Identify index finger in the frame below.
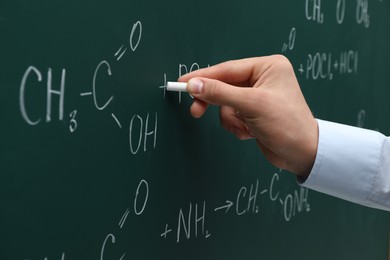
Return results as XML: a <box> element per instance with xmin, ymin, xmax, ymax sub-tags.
<box><xmin>178</xmin><ymin>56</ymin><xmax>273</xmax><ymax>86</ymax></box>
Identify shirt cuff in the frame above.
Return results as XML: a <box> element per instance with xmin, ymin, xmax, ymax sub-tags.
<box><xmin>300</xmin><ymin>119</ymin><xmax>386</xmax><ymax>209</ymax></box>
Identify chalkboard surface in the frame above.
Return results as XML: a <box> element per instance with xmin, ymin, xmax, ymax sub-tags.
<box><xmin>1</xmin><ymin>0</ymin><xmax>390</xmax><ymax>259</ymax></box>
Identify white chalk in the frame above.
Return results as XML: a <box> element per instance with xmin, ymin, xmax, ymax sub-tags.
<box><xmin>166</xmin><ymin>81</ymin><xmax>187</xmax><ymax>92</ymax></box>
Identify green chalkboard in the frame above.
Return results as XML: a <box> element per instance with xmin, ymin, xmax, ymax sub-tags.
<box><xmin>1</xmin><ymin>0</ymin><xmax>390</xmax><ymax>259</ymax></box>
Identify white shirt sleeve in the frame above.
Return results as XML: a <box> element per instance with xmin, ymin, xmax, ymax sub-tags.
<box><xmin>300</xmin><ymin>119</ymin><xmax>390</xmax><ymax>211</ymax></box>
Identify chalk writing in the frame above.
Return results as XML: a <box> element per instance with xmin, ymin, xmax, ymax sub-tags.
<box><xmin>236</xmin><ymin>179</ymin><xmax>260</xmax><ymax>215</ymax></box>
<box><xmin>299</xmin><ymin>50</ymin><xmax>359</xmax><ymax>80</ymax></box>
<box><xmin>20</xmin><ymin>67</ymin><xmax>66</xmax><ymax>125</ymax></box>
<box><xmin>99</xmin><ymin>179</ymin><xmax>149</xmax><ymax>260</ymax></box>
<box><xmin>178</xmin><ymin>63</ymin><xmax>200</xmax><ymax>103</ymax></box>
<box><xmin>160</xmin><ymin>171</ymin><xmax>310</xmax><ymax>244</ymax></box>
<box><xmin>129</xmin><ymin>21</ymin><xmax>142</xmax><ymax>51</ymax></box>
<box><xmin>356</xmin><ymin>0</ymin><xmax>370</xmax><ymax>28</ymax></box>
<box><xmin>20</xmin><ymin>66</ymin><xmax>42</xmax><ymax>126</ymax></box>
<box><xmin>114</xmin><ymin>45</ymin><xmax>127</xmax><ymax>61</ymax></box>
<box><xmin>69</xmin><ymin>110</ymin><xmax>78</xmax><ymax>133</ymax></box>
<box><xmin>357</xmin><ymin>109</ymin><xmax>366</xmax><ymax>128</ymax></box>
<box><xmin>176</xmin><ymin>202</ymin><xmax>209</xmax><ymax>243</ymax></box>
<box><xmin>111</xmin><ymin>113</ymin><xmax>123</xmax><ymax>129</ymax></box>
<box><xmin>92</xmin><ymin>60</ymin><xmax>113</xmax><ymax>111</ymax></box>
<box><xmin>129</xmin><ymin>112</ymin><xmax>158</xmax><ymax>154</ymax></box>
<box><xmin>80</xmin><ymin>20</ymin><xmax>143</xmax><ymax>129</ymax></box>
<box><xmin>282</xmin><ymin>27</ymin><xmax>296</xmax><ymax>53</ymax></box>
<box><xmin>214</xmin><ymin>200</ymin><xmax>233</xmax><ymax>213</ymax></box>
<box><xmin>14</xmin><ymin>0</ymin><xmax>383</xmax><ymax>257</ymax></box>
<box><xmin>336</xmin><ymin>0</ymin><xmax>346</xmax><ymax>24</ymax></box>
<box><xmin>305</xmin><ymin>0</ymin><xmax>324</xmax><ymax>24</ymax></box>
<box><xmin>134</xmin><ymin>179</ymin><xmax>149</xmax><ymax>215</ymax></box>
<box><xmin>118</xmin><ymin>208</ymin><xmax>131</xmax><ymax>229</ymax></box>
<box><xmin>303</xmin><ymin>0</ymin><xmax>372</xmax><ymax>27</ymax></box>
<box><xmin>18</xmin><ymin>20</ymin><xmax>155</xmax><ymax>150</ymax></box>
<box><xmin>160</xmin><ymin>63</ymin><xmax>209</xmax><ymax>103</ymax></box>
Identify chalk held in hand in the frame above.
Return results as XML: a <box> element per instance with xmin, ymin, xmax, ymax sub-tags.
<box><xmin>166</xmin><ymin>81</ymin><xmax>187</xmax><ymax>92</ymax></box>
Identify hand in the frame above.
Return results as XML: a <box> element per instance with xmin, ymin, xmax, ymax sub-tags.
<box><xmin>178</xmin><ymin>55</ymin><xmax>318</xmax><ymax>177</ymax></box>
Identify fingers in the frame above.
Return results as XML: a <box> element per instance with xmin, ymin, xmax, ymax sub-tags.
<box><xmin>220</xmin><ymin>106</ymin><xmax>254</xmax><ymax>140</ymax></box>
<box><xmin>189</xmin><ymin>100</ymin><xmax>254</xmax><ymax>140</ymax></box>
<box><xmin>186</xmin><ymin>78</ymin><xmax>253</xmax><ymax>112</ymax></box>
<box><xmin>190</xmin><ymin>99</ymin><xmax>208</xmax><ymax>118</ymax></box>
<box><xmin>178</xmin><ymin>57</ymin><xmax>268</xmax><ymax>86</ymax></box>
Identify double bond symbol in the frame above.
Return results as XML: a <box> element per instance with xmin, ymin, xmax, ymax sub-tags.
<box><xmin>114</xmin><ymin>45</ymin><xmax>127</xmax><ymax>61</ymax></box>
<box><xmin>113</xmin><ymin>20</ymin><xmax>143</xmax><ymax>61</ymax></box>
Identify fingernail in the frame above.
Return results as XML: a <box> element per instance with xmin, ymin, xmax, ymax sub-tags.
<box><xmin>187</xmin><ymin>78</ymin><xmax>203</xmax><ymax>94</ymax></box>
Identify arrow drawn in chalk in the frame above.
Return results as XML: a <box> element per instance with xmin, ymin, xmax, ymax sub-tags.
<box><xmin>214</xmin><ymin>200</ymin><xmax>234</xmax><ymax>213</ymax></box>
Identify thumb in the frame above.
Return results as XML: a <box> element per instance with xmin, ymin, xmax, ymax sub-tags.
<box><xmin>186</xmin><ymin>78</ymin><xmax>251</xmax><ymax>111</ymax></box>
